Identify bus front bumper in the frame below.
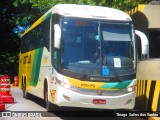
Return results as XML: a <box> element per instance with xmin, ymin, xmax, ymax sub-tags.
<box><xmin>55</xmin><ymin>85</ymin><xmax>135</xmax><ymax>109</ymax></box>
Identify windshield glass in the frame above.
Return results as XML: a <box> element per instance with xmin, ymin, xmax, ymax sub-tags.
<box><xmin>60</xmin><ymin>18</ymin><xmax>135</xmax><ymax>79</ymax></box>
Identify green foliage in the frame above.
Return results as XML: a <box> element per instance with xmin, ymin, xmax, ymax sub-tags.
<box><xmin>0</xmin><ymin>52</ymin><xmax>19</xmax><ymax>74</ymax></box>
<box><xmin>0</xmin><ymin>0</ymin><xmax>20</xmax><ymax>75</ymax></box>
<box><xmin>102</xmin><ymin>0</ymin><xmax>137</xmax><ymax>11</ymax></box>
<box><xmin>138</xmin><ymin>0</ymin><xmax>151</xmax><ymax>4</ymax></box>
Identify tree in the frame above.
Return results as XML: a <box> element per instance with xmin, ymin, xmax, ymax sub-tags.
<box><xmin>0</xmin><ymin>0</ymin><xmax>20</xmax><ymax>76</ymax></box>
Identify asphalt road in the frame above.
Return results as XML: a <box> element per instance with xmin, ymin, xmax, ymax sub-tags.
<box><xmin>0</xmin><ymin>86</ymin><xmax>148</xmax><ymax>120</ymax></box>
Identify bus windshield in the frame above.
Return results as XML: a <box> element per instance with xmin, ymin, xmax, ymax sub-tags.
<box><xmin>60</xmin><ymin>17</ymin><xmax>135</xmax><ymax>80</ymax></box>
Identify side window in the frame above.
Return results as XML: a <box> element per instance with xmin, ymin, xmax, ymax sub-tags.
<box><xmin>21</xmin><ymin>16</ymin><xmax>50</xmax><ymax>53</ymax></box>
<box><xmin>39</xmin><ymin>18</ymin><xmax>50</xmax><ymax>50</ymax></box>
<box><xmin>21</xmin><ymin>32</ymin><xmax>31</xmax><ymax>53</ymax></box>
<box><xmin>21</xmin><ymin>36</ymin><xmax>26</xmax><ymax>53</ymax></box>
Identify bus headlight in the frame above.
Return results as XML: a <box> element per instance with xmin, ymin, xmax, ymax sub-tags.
<box><xmin>56</xmin><ymin>78</ymin><xmax>78</xmax><ymax>91</ymax></box>
<box><xmin>125</xmin><ymin>85</ymin><xmax>136</xmax><ymax>92</ymax></box>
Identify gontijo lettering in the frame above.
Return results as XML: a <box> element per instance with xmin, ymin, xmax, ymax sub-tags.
<box><xmin>23</xmin><ymin>55</ymin><xmax>31</xmax><ymax>64</ymax></box>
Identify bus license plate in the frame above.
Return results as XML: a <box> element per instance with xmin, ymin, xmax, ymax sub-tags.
<box><xmin>93</xmin><ymin>99</ymin><xmax>106</xmax><ymax>104</ymax></box>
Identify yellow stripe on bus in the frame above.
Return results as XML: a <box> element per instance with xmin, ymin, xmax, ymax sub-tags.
<box><xmin>66</xmin><ymin>76</ymin><xmax>131</xmax><ymax>90</ymax></box>
<box><xmin>23</xmin><ymin>15</ymin><xmax>45</xmax><ymax>36</ymax></box>
<box><xmin>66</xmin><ymin>76</ymin><xmax>103</xmax><ymax>90</ymax></box>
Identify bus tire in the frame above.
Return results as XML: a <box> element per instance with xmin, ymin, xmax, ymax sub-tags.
<box><xmin>44</xmin><ymin>80</ymin><xmax>53</xmax><ymax>111</ymax></box>
<box><xmin>22</xmin><ymin>79</ymin><xmax>28</xmax><ymax>99</ymax></box>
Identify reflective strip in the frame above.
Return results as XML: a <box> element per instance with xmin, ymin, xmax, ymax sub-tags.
<box><xmin>0</xmin><ymin>79</ymin><xmax>10</xmax><ymax>82</ymax></box>
<box><xmin>0</xmin><ymin>88</ymin><xmax>10</xmax><ymax>91</ymax></box>
<box><xmin>0</xmin><ymin>83</ymin><xmax>10</xmax><ymax>86</ymax></box>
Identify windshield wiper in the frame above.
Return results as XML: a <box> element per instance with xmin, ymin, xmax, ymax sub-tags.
<box><xmin>78</xmin><ymin>59</ymin><xmax>99</xmax><ymax>81</ymax></box>
<box><xmin>90</xmin><ymin>51</ymin><xmax>99</xmax><ymax>63</ymax></box>
<box><xmin>78</xmin><ymin>47</ymin><xmax>99</xmax><ymax>79</ymax></box>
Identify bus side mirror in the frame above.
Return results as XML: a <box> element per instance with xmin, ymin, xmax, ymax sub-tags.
<box><xmin>54</xmin><ymin>24</ymin><xmax>61</xmax><ymax>49</ymax></box>
<box><xmin>135</xmin><ymin>30</ymin><xmax>149</xmax><ymax>56</ymax></box>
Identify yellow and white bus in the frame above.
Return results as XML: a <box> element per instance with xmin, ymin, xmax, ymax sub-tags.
<box><xmin>19</xmin><ymin>4</ymin><xmax>148</xmax><ymax>111</ymax></box>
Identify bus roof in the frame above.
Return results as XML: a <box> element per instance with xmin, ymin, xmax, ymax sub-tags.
<box><xmin>22</xmin><ymin>4</ymin><xmax>132</xmax><ymax>36</ymax></box>
<box><xmin>52</xmin><ymin>4</ymin><xmax>131</xmax><ymax>21</ymax></box>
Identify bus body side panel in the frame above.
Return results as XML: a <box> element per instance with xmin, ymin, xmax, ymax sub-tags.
<box><xmin>28</xmin><ymin>47</ymin><xmax>51</xmax><ymax>99</ymax></box>
<box><xmin>19</xmin><ymin>47</ymin><xmax>51</xmax><ymax>99</ymax></box>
